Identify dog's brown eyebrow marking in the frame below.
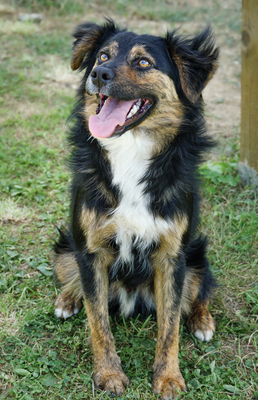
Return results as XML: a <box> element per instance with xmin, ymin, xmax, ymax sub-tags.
<box><xmin>128</xmin><ymin>45</ymin><xmax>156</xmax><ymax>65</ymax></box>
<box><xmin>100</xmin><ymin>41</ymin><xmax>119</xmax><ymax>58</ymax></box>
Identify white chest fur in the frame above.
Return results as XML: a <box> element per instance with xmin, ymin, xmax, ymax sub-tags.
<box><xmin>100</xmin><ymin>131</ymin><xmax>171</xmax><ymax>262</ymax></box>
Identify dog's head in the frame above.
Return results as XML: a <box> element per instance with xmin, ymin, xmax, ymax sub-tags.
<box><xmin>71</xmin><ymin>20</ymin><xmax>218</xmax><ymax>140</ymax></box>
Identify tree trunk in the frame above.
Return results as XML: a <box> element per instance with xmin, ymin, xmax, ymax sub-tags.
<box><xmin>240</xmin><ymin>0</ymin><xmax>258</xmax><ymax>184</ymax></box>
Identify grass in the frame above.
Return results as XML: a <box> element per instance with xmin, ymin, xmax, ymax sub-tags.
<box><xmin>1</xmin><ymin>0</ymin><xmax>257</xmax><ymax>399</ymax></box>
<box><xmin>12</xmin><ymin>0</ymin><xmax>242</xmax><ymax>31</ymax></box>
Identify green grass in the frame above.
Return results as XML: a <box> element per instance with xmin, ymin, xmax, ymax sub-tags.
<box><xmin>1</xmin><ymin>0</ymin><xmax>257</xmax><ymax>399</ymax></box>
<box><xmin>12</xmin><ymin>0</ymin><xmax>242</xmax><ymax>31</ymax></box>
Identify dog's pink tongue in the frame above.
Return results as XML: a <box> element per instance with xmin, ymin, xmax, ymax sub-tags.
<box><xmin>89</xmin><ymin>97</ymin><xmax>136</xmax><ymax>138</ymax></box>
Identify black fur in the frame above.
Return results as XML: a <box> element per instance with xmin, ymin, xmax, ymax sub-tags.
<box><xmin>55</xmin><ymin>19</ymin><xmax>218</xmax><ymax>316</ymax></box>
<box><xmin>53</xmin><ymin>21</ymin><xmax>220</xmax><ymax>397</ymax></box>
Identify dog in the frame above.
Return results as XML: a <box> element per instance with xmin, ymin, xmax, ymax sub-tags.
<box><xmin>53</xmin><ymin>20</ymin><xmax>219</xmax><ymax>399</ymax></box>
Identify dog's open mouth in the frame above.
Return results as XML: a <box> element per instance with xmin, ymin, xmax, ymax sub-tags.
<box><xmin>89</xmin><ymin>94</ymin><xmax>153</xmax><ymax>138</ymax></box>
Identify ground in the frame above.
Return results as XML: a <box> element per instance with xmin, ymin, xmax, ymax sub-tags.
<box><xmin>0</xmin><ymin>1</ymin><xmax>257</xmax><ymax>399</ymax></box>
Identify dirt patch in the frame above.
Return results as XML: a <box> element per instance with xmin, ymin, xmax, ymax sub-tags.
<box><xmin>0</xmin><ymin>199</ymin><xmax>31</xmax><ymax>223</ymax></box>
<box><xmin>204</xmin><ymin>38</ymin><xmax>241</xmax><ymax>140</ymax></box>
<box><xmin>0</xmin><ymin>308</ymin><xmax>20</xmax><ymax>336</ymax></box>
<box><xmin>42</xmin><ymin>54</ymin><xmax>80</xmax><ymax>90</ymax></box>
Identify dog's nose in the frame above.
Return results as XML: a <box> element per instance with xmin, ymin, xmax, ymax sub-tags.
<box><xmin>90</xmin><ymin>66</ymin><xmax>115</xmax><ymax>88</ymax></box>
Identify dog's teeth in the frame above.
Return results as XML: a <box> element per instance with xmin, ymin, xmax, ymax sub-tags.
<box><xmin>127</xmin><ymin>100</ymin><xmax>142</xmax><ymax>119</ymax></box>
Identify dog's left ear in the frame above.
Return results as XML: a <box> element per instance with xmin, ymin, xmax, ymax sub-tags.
<box><xmin>165</xmin><ymin>27</ymin><xmax>219</xmax><ymax>103</ymax></box>
<box><xmin>71</xmin><ymin>20</ymin><xmax>118</xmax><ymax>71</ymax></box>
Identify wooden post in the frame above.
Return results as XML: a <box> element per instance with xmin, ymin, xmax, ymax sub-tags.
<box><xmin>240</xmin><ymin>0</ymin><xmax>258</xmax><ymax>185</ymax></box>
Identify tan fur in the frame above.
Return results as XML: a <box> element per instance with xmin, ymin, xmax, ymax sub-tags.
<box><xmin>101</xmin><ymin>41</ymin><xmax>119</xmax><ymax>58</ymax></box>
<box><xmin>138</xmin><ymin>73</ymin><xmax>184</xmax><ymax>151</ymax></box>
<box><xmin>84</xmin><ymin>93</ymin><xmax>99</xmax><ymax>123</ymax></box>
<box><xmin>181</xmin><ymin>269</ymin><xmax>202</xmax><ymax>315</ymax></box>
<box><xmin>80</xmin><ymin>205</ymin><xmax>116</xmax><ymax>253</ymax></box>
<box><xmin>186</xmin><ymin>299</ymin><xmax>215</xmax><ymax>337</ymax></box>
<box><xmin>72</xmin><ymin>35</ymin><xmax>118</xmax><ymax>71</ymax></box>
<box><xmin>81</xmin><ymin>250</ymin><xmax>130</xmax><ymax>395</ymax></box>
<box><xmin>128</xmin><ymin>45</ymin><xmax>156</xmax><ymax>66</ymax></box>
<box><xmin>152</xmin><ymin>269</ymin><xmax>186</xmax><ymax>398</ymax></box>
<box><xmin>172</xmin><ymin>54</ymin><xmax>194</xmax><ymax>101</ymax></box>
<box><xmin>154</xmin><ymin>215</ymin><xmax>188</xmax><ymax>258</ymax></box>
<box><xmin>55</xmin><ymin>291</ymin><xmax>83</xmax><ymax>316</ymax></box>
<box><xmin>55</xmin><ymin>253</ymin><xmax>82</xmax><ymax>301</ymax></box>
<box><xmin>172</xmin><ymin>52</ymin><xmax>218</xmax><ymax>103</ymax></box>
<box><xmin>151</xmin><ymin>216</ymin><xmax>188</xmax><ymax>398</ymax></box>
<box><xmin>203</xmin><ymin>65</ymin><xmax>218</xmax><ymax>89</ymax></box>
<box><xmin>72</xmin><ymin>31</ymin><xmax>102</xmax><ymax>70</ymax></box>
<box><xmin>152</xmin><ymin>312</ymin><xmax>186</xmax><ymax>398</ymax></box>
<box><xmin>84</xmin><ymin>64</ymin><xmax>183</xmax><ymax>154</ymax></box>
<box><xmin>84</xmin><ymin>37</ymin><xmax>184</xmax><ymax>153</ymax></box>
<box><xmin>55</xmin><ymin>23</ymin><xmax>218</xmax><ymax>398</ymax></box>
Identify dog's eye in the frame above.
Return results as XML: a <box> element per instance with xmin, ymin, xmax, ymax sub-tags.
<box><xmin>99</xmin><ymin>53</ymin><xmax>109</xmax><ymax>62</ymax></box>
<box><xmin>138</xmin><ymin>59</ymin><xmax>151</xmax><ymax>68</ymax></box>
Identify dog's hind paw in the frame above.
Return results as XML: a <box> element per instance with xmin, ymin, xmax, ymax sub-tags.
<box><xmin>54</xmin><ymin>293</ymin><xmax>83</xmax><ymax>319</ymax></box>
<box><xmin>186</xmin><ymin>302</ymin><xmax>215</xmax><ymax>342</ymax></box>
<box><xmin>194</xmin><ymin>327</ymin><xmax>214</xmax><ymax>342</ymax></box>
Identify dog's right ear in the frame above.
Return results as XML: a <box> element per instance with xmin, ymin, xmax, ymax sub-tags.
<box><xmin>71</xmin><ymin>20</ymin><xmax>118</xmax><ymax>71</ymax></box>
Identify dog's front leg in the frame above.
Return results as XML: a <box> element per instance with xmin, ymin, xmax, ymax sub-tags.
<box><xmin>152</xmin><ymin>246</ymin><xmax>187</xmax><ymax>400</ymax></box>
<box><xmin>77</xmin><ymin>250</ymin><xmax>130</xmax><ymax>396</ymax></box>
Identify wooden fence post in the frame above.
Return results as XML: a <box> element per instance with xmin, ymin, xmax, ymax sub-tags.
<box><xmin>239</xmin><ymin>0</ymin><xmax>258</xmax><ymax>185</ymax></box>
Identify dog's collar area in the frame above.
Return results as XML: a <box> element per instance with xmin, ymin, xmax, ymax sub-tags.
<box><xmin>89</xmin><ymin>93</ymin><xmax>153</xmax><ymax>138</ymax></box>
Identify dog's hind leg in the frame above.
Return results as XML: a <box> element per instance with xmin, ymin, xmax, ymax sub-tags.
<box><xmin>54</xmin><ymin>231</ymin><xmax>83</xmax><ymax>319</ymax></box>
<box><xmin>182</xmin><ymin>236</ymin><xmax>216</xmax><ymax>342</ymax></box>
<box><xmin>54</xmin><ymin>252</ymin><xmax>83</xmax><ymax>319</ymax></box>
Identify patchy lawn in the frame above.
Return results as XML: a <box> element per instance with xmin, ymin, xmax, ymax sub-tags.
<box><xmin>0</xmin><ymin>1</ymin><xmax>257</xmax><ymax>399</ymax></box>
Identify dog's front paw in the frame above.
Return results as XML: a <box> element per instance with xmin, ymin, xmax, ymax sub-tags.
<box><xmin>186</xmin><ymin>308</ymin><xmax>215</xmax><ymax>342</ymax></box>
<box><xmin>94</xmin><ymin>367</ymin><xmax>130</xmax><ymax>396</ymax></box>
<box><xmin>152</xmin><ymin>369</ymin><xmax>186</xmax><ymax>399</ymax></box>
<box><xmin>54</xmin><ymin>292</ymin><xmax>83</xmax><ymax>319</ymax></box>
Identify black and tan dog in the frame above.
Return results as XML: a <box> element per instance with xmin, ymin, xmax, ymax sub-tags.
<box><xmin>54</xmin><ymin>20</ymin><xmax>219</xmax><ymax>399</ymax></box>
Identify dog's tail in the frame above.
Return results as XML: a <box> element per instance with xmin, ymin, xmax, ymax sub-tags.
<box><xmin>54</xmin><ymin>227</ymin><xmax>76</xmax><ymax>255</ymax></box>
